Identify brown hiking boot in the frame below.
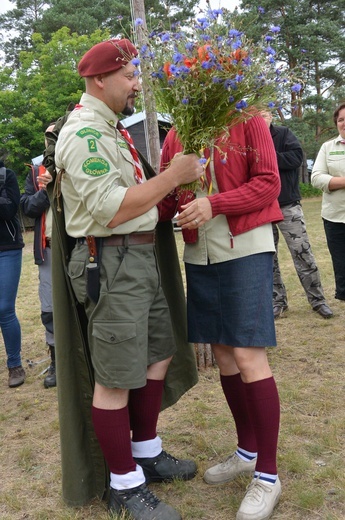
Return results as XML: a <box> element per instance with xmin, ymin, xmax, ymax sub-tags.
<box><xmin>8</xmin><ymin>366</ymin><xmax>25</xmax><ymax>388</ymax></box>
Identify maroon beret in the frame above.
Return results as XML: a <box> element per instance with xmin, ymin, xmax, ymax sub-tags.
<box><xmin>78</xmin><ymin>38</ymin><xmax>138</xmax><ymax>77</ymax></box>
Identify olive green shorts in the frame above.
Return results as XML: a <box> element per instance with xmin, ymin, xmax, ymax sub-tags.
<box><xmin>68</xmin><ymin>242</ymin><xmax>176</xmax><ymax>389</ymax></box>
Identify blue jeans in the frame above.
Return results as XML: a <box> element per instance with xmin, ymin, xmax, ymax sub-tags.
<box><xmin>0</xmin><ymin>249</ymin><xmax>22</xmax><ymax>368</ymax></box>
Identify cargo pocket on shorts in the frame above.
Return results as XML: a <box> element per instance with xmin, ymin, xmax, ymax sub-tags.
<box><xmin>92</xmin><ymin>321</ymin><xmax>140</xmax><ymax>385</ymax></box>
<box><xmin>67</xmin><ymin>260</ymin><xmax>87</xmax><ymax>304</ymax></box>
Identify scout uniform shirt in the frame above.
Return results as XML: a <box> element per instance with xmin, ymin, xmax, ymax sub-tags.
<box><xmin>311</xmin><ymin>135</ymin><xmax>345</xmax><ymax>223</ymax></box>
<box><xmin>55</xmin><ymin>93</ymin><xmax>158</xmax><ymax>237</ymax></box>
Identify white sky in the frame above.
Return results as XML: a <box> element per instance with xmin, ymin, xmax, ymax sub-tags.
<box><xmin>0</xmin><ymin>0</ymin><xmax>240</xmax><ymax>15</ymax></box>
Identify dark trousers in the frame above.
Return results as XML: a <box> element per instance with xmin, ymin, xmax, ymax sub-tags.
<box><xmin>323</xmin><ymin>219</ymin><xmax>345</xmax><ymax>300</ymax></box>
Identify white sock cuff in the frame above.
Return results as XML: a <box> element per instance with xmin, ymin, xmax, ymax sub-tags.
<box><xmin>131</xmin><ymin>436</ymin><xmax>162</xmax><ymax>458</ymax></box>
<box><xmin>110</xmin><ymin>464</ymin><xmax>145</xmax><ymax>490</ymax></box>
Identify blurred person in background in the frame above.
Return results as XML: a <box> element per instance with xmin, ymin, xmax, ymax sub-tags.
<box><xmin>311</xmin><ymin>103</ymin><xmax>345</xmax><ymax>302</ymax></box>
<box><xmin>0</xmin><ymin>159</ymin><xmax>25</xmax><ymax>388</ymax></box>
<box><xmin>261</xmin><ymin>110</ymin><xmax>333</xmax><ymax>319</ymax></box>
<box><xmin>21</xmin><ymin>130</ymin><xmax>56</xmax><ymax>388</ymax></box>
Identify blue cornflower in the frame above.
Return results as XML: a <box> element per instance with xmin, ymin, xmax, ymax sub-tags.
<box><xmin>229</xmin><ymin>29</ymin><xmax>242</xmax><ymax>38</ymax></box>
<box><xmin>179</xmin><ymin>65</ymin><xmax>191</xmax><ymax>74</ymax></box>
<box><xmin>135</xmin><ymin>18</ymin><xmax>143</xmax><ymax>26</ymax></box>
<box><xmin>173</xmin><ymin>32</ymin><xmax>184</xmax><ymax>40</ymax></box>
<box><xmin>182</xmin><ymin>98</ymin><xmax>189</xmax><ymax>105</ymax></box>
<box><xmin>235</xmin><ymin>74</ymin><xmax>244</xmax><ymax>82</ymax></box>
<box><xmin>224</xmin><ymin>79</ymin><xmax>237</xmax><ymax>90</ymax></box>
<box><xmin>291</xmin><ymin>83</ymin><xmax>302</xmax><ymax>92</ymax></box>
<box><xmin>268</xmin><ymin>101</ymin><xmax>275</xmax><ymax>108</ymax></box>
<box><xmin>201</xmin><ymin>61</ymin><xmax>214</xmax><ymax>70</ymax></box>
<box><xmin>265</xmin><ymin>46</ymin><xmax>276</xmax><ymax>56</ymax></box>
<box><xmin>270</xmin><ymin>25</ymin><xmax>281</xmax><ymax>33</ymax></box>
<box><xmin>212</xmin><ymin>77</ymin><xmax>222</xmax><ymax>83</ymax></box>
<box><xmin>185</xmin><ymin>42</ymin><xmax>195</xmax><ymax>52</ymax></box>
<box><xmin>233</xmin><ymin>41</ymin><xmax>242</xmax><ymax>50</ymax></box>
<box><xmin>132</xmin><ymin>57</ymin><xmax>140</xmax><ymax>66</ymax></box>
<box><xmin>151</xmin><ymin>71</ymin><xmax>164</xmax><ymax>80</ymax></box>
<box><xmin>258</xmin><ymin>6</ymin><xmax>265</xmax><ymax>14</ymax></box>
<box><xmin>172</xmin><ymin>52</ymin><xmax>184</xmax><ymax>64</ymax></box>
<box><xmin>161</xmin><ymin>33</ymin><xmax>170</xmax><ymax>43</ymax></box>
<box><xmin>199</xmin><ymin>157</ymin><xmax>207</xmax><ymax>164</ymax></box>
<box><xmin>229</xmin><ymin>96</ymin><xmax>235</xmax><ymax>102</ymax></box>
<box><xmin>236</xmin><ymin>100</ymin><xmax>248</xmax><ymax>110</ymax></box>
<box><xmin>265</xmin><ymin>35</ymin><xmax>273</xmax><ymax>42</ymax></box>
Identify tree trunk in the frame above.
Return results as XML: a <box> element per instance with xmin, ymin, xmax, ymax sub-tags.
<box><xmin>131</xmin><ymin>0</ymin><xmax>161</xmax><ymax>173</ymax></box>
<box><xmin>194</xmin><ymin>343</ymin><xmax>216</xmax><ymax>370</ymax></box>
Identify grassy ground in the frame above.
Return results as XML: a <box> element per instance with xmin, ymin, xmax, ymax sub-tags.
<box><xmin>0</xmin><ymin>197</ymin><xmax>344</xmax><ymax>519</ymax></box>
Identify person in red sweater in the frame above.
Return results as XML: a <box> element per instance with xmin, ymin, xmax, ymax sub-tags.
<box><xmin>160</xmin><ymin>112</ymin><xmax>283</xmax><ymax>520</ymax></box>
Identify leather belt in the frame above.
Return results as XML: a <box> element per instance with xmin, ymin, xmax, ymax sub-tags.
<box><xmin>78</xmin><ymin>232</ymin><xmax>155</xmax><ymax>247</ymax></box>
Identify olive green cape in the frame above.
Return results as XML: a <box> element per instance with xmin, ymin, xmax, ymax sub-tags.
<box><xmin>49</xmin><ymin>159</ymin><xmax>198</xmax><ymax>506</ymax></box>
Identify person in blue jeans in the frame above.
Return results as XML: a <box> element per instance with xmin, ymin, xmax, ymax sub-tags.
<box><xmin>0</xmin><ymin>160</ymin><xmax>25</xmax><ymax>387</ymax></box>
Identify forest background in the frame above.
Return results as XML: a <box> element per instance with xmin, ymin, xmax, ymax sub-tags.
<box><xmin>0</xmin><ymin>0</ymin><xmax>345</xmax><ymax>188</ymax></box>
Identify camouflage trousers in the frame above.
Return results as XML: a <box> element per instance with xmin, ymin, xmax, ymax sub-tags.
<box><xmin>273</xmin><ymin>202</ymin><xmax>326</xmax><ymax>309</ymax></box>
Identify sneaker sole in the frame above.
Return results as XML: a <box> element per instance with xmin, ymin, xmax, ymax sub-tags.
<box><xmin>204</xmin><ymin>469</ymin><xmax>254</xmax><ymax>485</ymax></box>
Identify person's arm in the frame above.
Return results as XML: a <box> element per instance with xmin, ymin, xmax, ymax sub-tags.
<box><xmin>107</xmin><ymin>152</ymin><xmax>203</xmax><ymax>228</ymax></box>
<box><xmin>20</xmin><ymin>168</ymin><xmax>50</xmax><ymax>218</ymax></box>
<box><xmin>311</xmin><ymin>141</ymin><xmax>345</xmax><ymax>192</ymax></box>
<box><xmin>274</xmin><ymin>127</ymin><xmax>303</xmax><ymax>171</ymax></box>
<box><xmin>0</xmin><ymin>170</ymin><xmax>21</xmax><ymax>220</ymax></box>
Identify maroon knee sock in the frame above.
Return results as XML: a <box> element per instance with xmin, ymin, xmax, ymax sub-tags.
<box><xmin>128</xmin><ymin>379</ymin><xmax>164</xmax><ymax>442</ymax></box>
<box><xmin>221</xmin><ymin>373</ymin><xmax>257</xmax><ymax>453</ymax></box>
<box><xmin>244</xmin><ymin>376</ymin><xmax>280</xmax><ymax>475</ymax></box>
<box><xmin>92</xmin><ymin>405</ymin><xmax>136</xmax><ymax>474</ymax></box>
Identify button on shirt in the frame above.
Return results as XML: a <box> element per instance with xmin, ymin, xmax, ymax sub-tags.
<box><xmin>311</xmin><ymin>136</ymin><xmax>345</xmax><ymax>223</ymax></box>
<box><xmin>55</xmin><ymin>93</ymin><xmax>158</xmax><ymax>237</ymax></box>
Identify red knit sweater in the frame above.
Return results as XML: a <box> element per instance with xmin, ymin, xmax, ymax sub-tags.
<box><xmin>159</xmin><ymin>115</ymin><xmax>283</xmax><ymax>243</ymax></box>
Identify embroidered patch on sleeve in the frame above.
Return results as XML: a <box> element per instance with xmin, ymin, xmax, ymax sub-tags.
<box><xmin>88</xmin><ymin>138</ymin><xmax>98</xmax><ymax>152</ymax></box>
<box><xmin>118</xmin><ymin>141</ymin><xmax>129</xmax><ymax>150</ymax></box>
<box><xmin>82</xmin><ymin>157</ymin><xmax>110</xmax><ymax>176</ymax></box>
<box><xmin>76</xmin><ymin>128</ymin><xmax>103</xmax><ymax>139</ymax></box>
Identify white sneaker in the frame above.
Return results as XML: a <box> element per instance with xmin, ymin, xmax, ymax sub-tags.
<box><xmin>236</xmin><ymin>476</ymin><xmax>281</xmax><ymax>520</ymax></box>
<box><xmin>203</xmin><ymin>452</ymin><xmax>256</xmax><ymax>485</ymax></box>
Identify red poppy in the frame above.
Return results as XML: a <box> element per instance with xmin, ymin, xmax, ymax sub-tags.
<box><xmin>163</xmin><ymin>62</ymin><xmax>172</xmax><ymax>77</ymax></box>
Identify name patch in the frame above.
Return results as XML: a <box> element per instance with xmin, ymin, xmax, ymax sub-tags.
<box><xmin>76</xmin><ymin>127</ymin><xmax>102</xmax><ymax>139</ymax></box>
<box><xmin>82</xmin><ymin>157</ymin><xmax>110</xmax><ymax>176</ymax></box>
<box><xmin>329</xmin><ymin>151</ymin><xmax>345</xmax><ymax>155</ymax></box>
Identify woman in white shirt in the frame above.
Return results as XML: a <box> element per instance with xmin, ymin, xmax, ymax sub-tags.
<box><xmin>311</xmin><ymin>103</ymin><xmax>345</xmax><ymax>301</ymax></box>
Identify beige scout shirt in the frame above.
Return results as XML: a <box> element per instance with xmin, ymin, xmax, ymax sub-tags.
<box><xmin>184</xmin><ymin>149</ymin><xmax>275</xmax><ymax>265</ymax></box>
<box><xmin>311</xmin><ymin>136</ymin><xmax>345</xmax><ymax>223</ymax></box>
<box><xmin>55</xmin><ymin>93</ymin><xmax>158</xmax><ymax>237</ymax></box>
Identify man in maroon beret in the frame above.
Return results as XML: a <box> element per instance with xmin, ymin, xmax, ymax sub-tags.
<box><xmin>53</xmin><ymin>38</ymin><xmax>203</xmax><ymax>519</ymax></box>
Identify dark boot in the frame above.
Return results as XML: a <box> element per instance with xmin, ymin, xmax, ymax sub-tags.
<box><xmin>44</xmin><ymin>345</ymin><xmax>56</xmax><ymax>388</ymax></box>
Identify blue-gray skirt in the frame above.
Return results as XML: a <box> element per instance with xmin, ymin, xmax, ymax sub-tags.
<box><xmin>185</xmin><ymin>252</ymin><xmax>276</xmax><ymax>347</ymax></box>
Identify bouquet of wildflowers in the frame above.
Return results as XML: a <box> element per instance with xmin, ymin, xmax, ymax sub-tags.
<box><xmin>138</xmin><ymin>8</ymin><xmax>299</xmax><ymax>161</ymax></box>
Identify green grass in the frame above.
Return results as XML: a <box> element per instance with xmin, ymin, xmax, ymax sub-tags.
<box><xmin>0</xmin><ymin>198</ymin><xmax>344</xmax><ymax>519</ymax></box>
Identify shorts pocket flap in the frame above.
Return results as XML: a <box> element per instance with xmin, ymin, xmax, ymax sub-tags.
<box><xmin>92</xmin><ymin>321</ymin><xmax>136</xmax><ymax>344</ymax></box>
<box><xmin>68</xmin><ymin>260</ymin><xmax>85</xmax><ymax>279</ymax></box>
